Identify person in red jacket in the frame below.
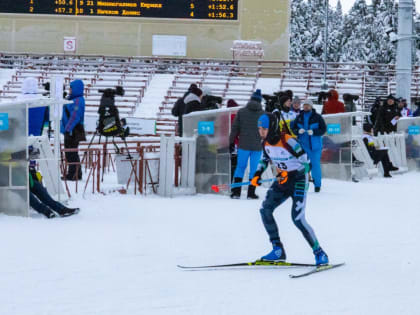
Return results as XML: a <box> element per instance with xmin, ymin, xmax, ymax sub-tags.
<box><xmin>321</xmin><ymin>89</ymin><xmax>345</xmax><ymax>115</ymax></box>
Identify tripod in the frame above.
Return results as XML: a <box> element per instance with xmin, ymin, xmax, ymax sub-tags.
<box><xmin>83</xmin><ymin>128</ymin><xmax>133</xmax><ymax>182</ymax></box>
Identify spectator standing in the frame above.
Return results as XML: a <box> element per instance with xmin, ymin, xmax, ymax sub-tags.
<box><xmin>61</xmin><ymin>79</ymin><xmax>86</xmax><ymax>181</ymax></box>
<box><xmin>291</xmin><ymin>96</ymin><xmax>301</xmax><ymax>114</ymax></box>
<box><xmin>397</xmin><ymin>98</ymin><xmax>411</xmax><ymax>117</ymax></box>
<box><xmin>368</xmin><ymin>97</ymin><xmax>381</xmax><ymax>126</ymax></box>
<box><xmin>291</xmin><ymin>99</ymin><xmax>326</xmax><ymax>192</ymax></box>
<box><xmin>171</xmin><ymin>83</ymin><xmax>197</xmax><ymax>136</ymax></box>
<box><xmin>374</xmin><ymin>94</ymin><xmax>400</xmax><ymax>135</ymax></box>
<box><xmin>229</xmin><ymin>89</ymin><xmax>264</xmax><ymax>199</ymax></box>
<box><xmin>413</xmin><ymin>103</ymin><xmax>420</xmax><ymax>117</ymax></box>
<box><xmin>201</xmin><ymin>86</ymin><xmax>222</xmax><ymax>110</ymax></box>
<box><xmin>277</xmin><ymin>95</ymin><xmax>297</xmax><ymax>132</ymax></box>
<box><xmin>321</xmin><ymin>89</ymin><xmax>345</xmax><ymax>114</ymax></box>
<box><xmin>183</xmin><ymin>86</ymin><xmax>205</xmax><ymax>114</ymax></box>
<box><xmin>343</xmin><ymin>94</ymin><xmax>357</xmax><ymax>113</ymax></box>
<box><xmin>227</xmin><ymin>99</ymin><xmax>239</xmax><ymax>181</ymax></box>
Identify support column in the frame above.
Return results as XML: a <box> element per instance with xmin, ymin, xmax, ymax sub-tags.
<box><xmin>396</xmin><ymin>0</ymin><xmax>414</xmax><ymax>109</ymax></box>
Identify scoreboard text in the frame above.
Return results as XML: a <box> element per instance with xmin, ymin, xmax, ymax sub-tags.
<box><xmin>0</xmin><ymin>0</ymin><xmax>238</xmax><ymax>20</ymax></box>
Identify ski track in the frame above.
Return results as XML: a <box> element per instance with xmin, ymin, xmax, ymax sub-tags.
<box><xmin>0</xmin><ymin>172</ymin><xmax>419</xmax><ymax>315</ymax></box>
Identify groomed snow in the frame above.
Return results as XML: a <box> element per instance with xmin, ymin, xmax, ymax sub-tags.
<box><xmin>1</xmin><ymin>172</ymin><xmax>419</xmax><ymax>314</ymax></box>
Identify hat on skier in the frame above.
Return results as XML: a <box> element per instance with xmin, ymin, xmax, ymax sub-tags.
<box><xmin>258</xmin><ymin>114</ymin><xmax>270</xmax><ymax>129</ymax></box>
<box><xmin>260</xmin><ymin>113</ymin><xmax>281</xmax><ymax>145</ymax></box>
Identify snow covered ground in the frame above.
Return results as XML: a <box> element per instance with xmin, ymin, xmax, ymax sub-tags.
<box><xmin>1</xmin><ymin>171</ymin><xmax>419</xmax><ymax>315</ymax></box>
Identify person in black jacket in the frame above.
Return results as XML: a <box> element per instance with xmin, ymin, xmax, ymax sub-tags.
<box><xmin>368</xmin><ymin>97</ymin><xmax>381</xmax><ymax>126</ymax></box>
<box><xmin>183</xmin><ymin>86</ymin><xmax>205</xmax><ymax>114</ymax></box>
<box><xmin>171</xmin><ymin>84</ymin><xmax>197</xmax><ymax>136</ymax></box>
<box><xmin>229</xmin><ymin>89</ymin><xmax>264</xmax><ymax>199</ymax></box>
<box><xmin>374</xmin><ymin>95</ymin><xmax>400</xmax><ymax>135</ymax></box>
<box><xmin>362</xmin><ymin>123</ymin><xmax>399</xmax><ymax>177</ymax></box>
<box><xmin>201</xmin><ymin>86</ymin><xmax>222</xmax><ymax>110</ymax></box>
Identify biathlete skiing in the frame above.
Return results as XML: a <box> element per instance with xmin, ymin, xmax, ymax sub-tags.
<box><xmin>251</xmin><ymin>112</ymin><xmax>329</xmax><ymax>266</ymax></box>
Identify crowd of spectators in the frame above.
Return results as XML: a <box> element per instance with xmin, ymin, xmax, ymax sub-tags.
<box><xmin>172</xmin><ymin>85</ymin><xmax>417</xmax><ymax>199</ymax></box>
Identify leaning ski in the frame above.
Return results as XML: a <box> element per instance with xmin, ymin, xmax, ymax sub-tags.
<box><xmin>289</xmin><ymin>262</ymin><xmax>345</xmax><ymax>278</ymax></box>
<box><xmin>177</xmin><ymin>260</ymin><xmax>316</xmax><ymax>270</ymax></box>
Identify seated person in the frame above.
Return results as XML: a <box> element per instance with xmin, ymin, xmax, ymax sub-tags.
<box><xmin>29</xmin><ymin>167</ymin><xmax>79</xmax><ymax>218</ymax></box>
<box><xmin>362</xmin><ymin>123</ymin><xmax>399</xmax><ymax>178</ymax></box>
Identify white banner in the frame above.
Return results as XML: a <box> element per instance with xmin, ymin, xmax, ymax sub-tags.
<box><xmin>125</xmin><ymin>117</ymin><xmax>156</xmax><ymax>135</ymax></box>
<box><xmin>152</xmin><ymin>35</ymin><xmax>187</xmax><ymax>56</ymax></box>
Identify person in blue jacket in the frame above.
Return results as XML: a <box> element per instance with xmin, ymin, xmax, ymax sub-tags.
<box><xmin>61</xmin><ymin>79</ymin><xmax>86</xmax><ymax>181</ymax></box>
<box><xmin>291</xmin><ymin>99</ymin><xmax>326</xmax><ymax>192</ymax></box>
<box><xmin>17</xmin><ymin>77</ymin><xmax>49</xmax><ymax>136</ymax></box>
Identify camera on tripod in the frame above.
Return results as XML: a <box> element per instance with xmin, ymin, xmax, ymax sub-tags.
<box><xmin>343</xmin><ymin>94</ymin><xmax>360</xmax><ymax>103</ymax></box>
<box><xmin>315</xmin><ymin>91</ymin><xmax>331</xmax><ymax>104</ymax></box>
<box><xmin>97</xmin><ymin>86</ymin><xmax>125</xmax><ymax>138</ymax></box>
<box><xmin>86</xmin><ymin>86</ymin><xmax>132</xmax><ymax>160</ymax></box>
<box><xmin>262</xmin><ymin>91</ymin><xmax>290</xmax><ymax>112</ymax></box>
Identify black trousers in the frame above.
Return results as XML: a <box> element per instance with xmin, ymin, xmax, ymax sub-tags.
<box><xmin>372</xmin><ymin>149</ymin><xmax>392</xmax><ymax>174</ymax></box>
<box><xmin>64</xmin><ymin>133</ymin><xmax>82</xmax><ymax>178</ymax></box>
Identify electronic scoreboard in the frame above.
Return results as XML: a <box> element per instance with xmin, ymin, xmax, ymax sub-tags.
<box><xmin>0</xmin><ymin>0</ymin><xmax>238</xmax><ymax>20</ymax></box>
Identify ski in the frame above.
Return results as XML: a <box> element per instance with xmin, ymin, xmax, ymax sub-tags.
<box><xmin>289</xmin><ymin>262</ymin><xmax>345</xmax><ymax>278</ymax></box>
<box><xmin>177</xmin><ymin>260</ymin><xmax>316</xmax><ymax>270</ymax></box>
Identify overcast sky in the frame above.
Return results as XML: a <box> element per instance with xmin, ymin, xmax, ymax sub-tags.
<box><xmin>329</xmin><ymin>0</ymin><xmax>419</xmax><ymax>13</ymax></box>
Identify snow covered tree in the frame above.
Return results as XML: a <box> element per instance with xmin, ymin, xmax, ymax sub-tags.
<box><xmin>327</xmin><ymin>0</ymin><xmax>344</xmax><ymax>62</ymax></box>
<box><xmin>289</xmin><ymin>0</ymin><xmax>311</xmax><ymax>61</ymax></box>
<box><xmin>340</xmin><ymin>0</ymin><xmax>372</xmax><ymax>62</ymax></box>
<box><xmin>289</xmin><ymin>0</ymin><xmax>400</xmax><ymax>64</ymax></box>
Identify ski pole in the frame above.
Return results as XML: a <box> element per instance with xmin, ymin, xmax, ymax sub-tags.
<box><xmin>211</xmin><ymin>178</ymin><xmax>276</xmax><ymax>193</ymax></box>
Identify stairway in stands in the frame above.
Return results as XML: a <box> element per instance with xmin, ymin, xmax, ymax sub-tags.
<box><xmin>363</xmin><ymin>76</ymin><xmax>389</xmax><ymax>110</ymax></box>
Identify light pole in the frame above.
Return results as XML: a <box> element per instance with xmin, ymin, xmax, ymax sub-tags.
<box><xmin>396</xmin><ymin>0</ymin><xmax>414</xmax><ymax>109</ymax></box>
<box><xmin>321</xmin><ymin>0</ymin><xmax>329</xmax><ymax>91</ymax></box>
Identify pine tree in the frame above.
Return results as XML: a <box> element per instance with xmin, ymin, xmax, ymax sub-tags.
<box><xmin>288</xmin><ymin>0</ymin><xmax>400</xmax><ymax>64</ymax></box>
<box><xmin>289</xmin><ymin>0</ymin><xmax>310</xmax><ymax>61</ymax></box>
<box><xmin>328</xmin><ymin>0</ymin><xmax>344</xmax><ymax>62</ymax></box>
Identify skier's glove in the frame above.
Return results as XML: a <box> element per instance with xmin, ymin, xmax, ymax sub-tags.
<box><xmin>298</xmin><ymin>128</ymin><xmax>305</xmax><ymax>134</ymax></box>
<box><xmin>251</xmin><ymin>170</ymin><xmax>263</xmax><ymax>186</ymax></box>
<box><xmin>276</xmin><ymin>170</ymin><xmax>288</xmax><ymax>185</ymax></box>
<box><xmin>307</xmin><ymin>129</ymin><xmax>314</xmax><ymax>136</ymax></box>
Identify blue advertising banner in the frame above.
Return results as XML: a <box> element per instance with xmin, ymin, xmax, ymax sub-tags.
<box><xmin>0</xmin><ymin>113</ymin><xmax>9</xmax><ymax>131</ymax></box>
<box><xmin>408</xmin><ymin>125</ymin><xmax>420</xmax><ymax>135</ymax></box>
<box><xmin>327</xmin><ymin>123</ymin><xmax>341</xmax><ymax>135</ymax></box>
<box><xmin>198</xmin><ymin>121</ymin><xmax>214</xmax><ymax>135</ymax></box>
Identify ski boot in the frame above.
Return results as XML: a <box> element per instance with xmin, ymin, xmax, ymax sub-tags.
<box><xmin>313</xmin><ymin>247</ymin><xmax>329</xmax><ymax>266</ymax></box>
<box><xmin>261</xmin><ymin>244</ymin><xmax>286</xmax><ymax>261</ymax></box>
<box><xmin>230</xmin><ymin>177</ymin><xmax>242</xmax><ymax>199</ymax></box>
<box><xmin>58</xmin><ymin>207</ymin><xmax>80</xmax><ymax>217</ymax></box>
<box><xmin>247</xmin><ymin>185</ymin><xmax>259</xmax><ymax>200</ymax></box>
<box><xmin>41</xmin><ymin>209</ymin><xmax>57</xmax><ymax>219</ymax></box>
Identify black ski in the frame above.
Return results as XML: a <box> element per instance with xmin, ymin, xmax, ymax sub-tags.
<box><xmin>178</xmin><ymin>260</ymin><xmax>316</xmax><ymax>270</ymax></box>
<box><xmin>289</xmin><ymin>263</ymin><xmax>345</xmax><ymax>278</ymax></box>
